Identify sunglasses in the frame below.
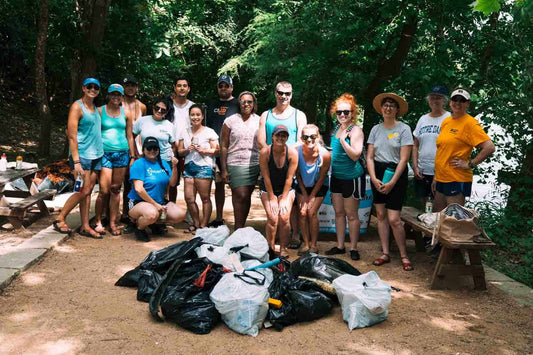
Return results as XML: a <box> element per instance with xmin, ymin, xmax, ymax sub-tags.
<box><xmin>451</xmin><ymin>96</ymin><xmax>468</xmax><ymax>103</ymax></box>
<box><xmin>276</xmin><ymin>90</ymin><xmax>292</xmax><ymax>97</ymax></box>
<box><xmin>145</xmin><ymin>146</ymin><xmax>159</xmax><ymax>152</ymax></box>
<box><xmin>154</xmin><ymin>106</ymin><xmax>167</xmax><ymax>113</ymax></box>
<box><xmin>382</xmin><ymin>104</ymin><xmax>397</xmax><ymax>109</ymax></box>
<box><xmin>336</xmin><ymin>110</ymin><xmax>352</xmax><ymax>116</ymax></box>
<box><xmin>302</xmin><ymin>134</ymin><xmax>318</xmax><ymax>141</ymax></box>
<box><xmin>86</xmin><ymin>84</ymin><xmax>100</xmax><ymax>90</ymax></box>
<box><xmin>240</xmin><ymin>100</ymin><xmax>253</xmax><ymax>106</ymax></box>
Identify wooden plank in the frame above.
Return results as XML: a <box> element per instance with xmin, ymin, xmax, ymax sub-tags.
<box><xmin>9</xmin><ymin>189</ymin><xmax>56</xmax><ymax>210</ymax></box>
<box><xmin>0</xmin><ymin>168</ymin><xmax>39</xmax><ymax>186</ymax></box>
<box><xmin>0</xmin><ymin>206</ymin><xmax>12</xmax><ymax>216</ymax></box>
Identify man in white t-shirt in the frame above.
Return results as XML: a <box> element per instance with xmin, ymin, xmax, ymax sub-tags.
<box><xmin>412</xmin><ymin>85</ymin><xmax>450</xmax><ymax>216</ymax></box>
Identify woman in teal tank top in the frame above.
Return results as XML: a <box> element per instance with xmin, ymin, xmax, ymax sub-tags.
<box><xmin>93</xmin><ymin>84</ymin><xmax>135</xmax><ymax>236</ymax></box>
<box><xmin>53</xmin><ymin>78</ymin><xmax>105</xmax><ymax>239</ymax></box>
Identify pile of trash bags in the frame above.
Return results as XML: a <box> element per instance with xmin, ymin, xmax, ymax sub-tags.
<box><xmin>116</xmin><ymin>225</ymin><xmax>393</xmax><ymax>335</ymax></box>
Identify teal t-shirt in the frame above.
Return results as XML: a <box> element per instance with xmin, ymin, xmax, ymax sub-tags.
<box><xmin>101</xmin><ymin>105</ymin><xmax>129</xmax><ymax>152</ymax></box>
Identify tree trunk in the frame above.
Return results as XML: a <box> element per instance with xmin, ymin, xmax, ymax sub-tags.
<box><xmin>501</xmin><ymin>142</ymin><xmax>533</xmax><ymax>217</ymax></box>
<box><xmin>35</xmin><ymin>0</ymin><xmax>52</xmax><ymax>157</ymax></box>
<box><xmin>362</xmin><ymin>16</ymin><xmax>418</xmax><ymax>138</ymax></box>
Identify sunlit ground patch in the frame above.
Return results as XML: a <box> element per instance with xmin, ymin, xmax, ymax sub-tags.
<box><xmin>21</xmin><ymin>272</ymin><xmax>47</xmax><ymax>286</ymax></box>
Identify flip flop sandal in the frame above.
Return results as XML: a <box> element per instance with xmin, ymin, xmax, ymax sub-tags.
<box><xmin>183</xmin><ymin>225</ymin><xmax>197</xmax><ymax>234</ymax></box>
<box><xmin>373</xmin><ymin>254</ymin><xmax>391</xmax><ymax>266</ymax></box>
<box><xmin>52</xmin><ymin>221</ymin><xmax>71</xmax><ymax>234</ymax></box>
<box><xmin>110</xmin><ymin>228</ymin><xmax>121</xmax><ymax>236</ymax></box>
<box><xmin>79</xmin><ymin>230</ymin><xmax>103</xmax><ymax>239</ymax></box>
<box><xmin>401</xmin><ymin>257</ymin><xmax>414</xmax><ymax>271</ymax></box>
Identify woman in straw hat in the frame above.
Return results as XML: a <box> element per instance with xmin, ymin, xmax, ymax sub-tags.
<box><xmin>367</xmin><ymin>93</ymin><xmax>414</xmax><ymax>271</ymax></box>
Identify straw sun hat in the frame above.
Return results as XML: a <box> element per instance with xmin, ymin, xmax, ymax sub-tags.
<box><xmin>372</xmin><ymin>93</ymin><xmax>408</xmax><ymax>117</ymax></box>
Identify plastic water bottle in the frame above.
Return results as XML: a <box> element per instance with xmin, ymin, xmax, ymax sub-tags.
<box><xmin>382</xmin><ymin>167</ymin><xmax>395</xmax><ymax>184</ymax></box>
<box><xmin>74</xmin><ymin>173</ymin><xmax>83</xmax><ymax>192</ymax></box>
<box><xmin>15</xmin><ymin>155</ymin><xmax>23</xmax><ymax>170</ymax></box>
<box><xmin>425</xmin><ymin>197</ymin><xmax>433</xmax><ymax>213</ymax></box>
<box><xmin>0</xmin><ymin>153</ymin><xmax>7</xmax><ymax>172</ymax></box>
<box><xmin>160</xmin><ymin>206</ymin><xmax>167</xmax><ymax>221</ymax></box>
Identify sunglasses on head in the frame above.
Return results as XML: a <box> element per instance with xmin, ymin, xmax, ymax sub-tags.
<box><xmin>86</xmin><ymin>84</ymin><xmax>100</xmax><ymax>90</ymax></box>
<box><xmin>302</xmin><ymin>134</ymin><xmax>318</xmax><ymax>141</ymax></box>
<box><xmin>154</xmin><ymin>106</ymin><xmax>167</xmax><ymax>113</ymax></box>
<box><xmin>145</xmin><ymin>146</ymin><xmax>159</xmax><ymax>152</ymax></box>
<box><xmin>276</xmin><ymin>90</ymin><xmax>292</xmax><ymax>97</ymax></box>
<box><xmin>336</xmin><ymin>110</ymin><xmax>352</xmax><ymax>116</ymax></box>
<box><xmin>451</xmin><ymin>96</ymin><xmax>468</xmax><ymax>103</ymax></box>
<box><xmin>240</xmin><ymin>100</ymin><xmax>253</xmax><ymax>105</ymax></box>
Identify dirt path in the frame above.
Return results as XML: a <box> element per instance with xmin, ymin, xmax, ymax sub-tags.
<box><xmin>0</xmin><ymin>191</ymin><xmax>532</xmax><ymax>354</ymax></box>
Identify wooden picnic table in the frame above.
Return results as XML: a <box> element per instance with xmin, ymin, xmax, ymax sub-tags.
<box><xmin>0</xmin><ymin>168</ymin><xmax>56</xmax><ymax>229</ymax></box>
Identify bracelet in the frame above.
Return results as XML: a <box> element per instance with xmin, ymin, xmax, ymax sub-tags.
<box><xmin>73</xmin><ymin>160</ymin><xmax>80</xmax><ymax>164</ymax></box>
<box><xmin>130</xmin><ymin>156</ymin><xmax>136</xmax><ymax>160</ymax></box>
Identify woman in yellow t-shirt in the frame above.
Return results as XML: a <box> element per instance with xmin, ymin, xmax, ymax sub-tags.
<box><xmin>432</xmin><ymin>88</ymin><xmax>495</xmax><ymax>209</ymax></box>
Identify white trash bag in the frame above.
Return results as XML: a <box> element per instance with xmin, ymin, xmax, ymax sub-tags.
<box><xmin>332</xmin><ymin>271</ymin><xmax>392</xmax><ymax>330</ymax></box>
<box><xmin>210</xmin><ymin>270</ymin><xmax>270</xmax><ymax>336</ymax></box>
<box><xmin>195</xmin><ymin>244</ymin><xmax>235</xmax><ymax>269</ymax></box>
<box><xmin>223</xmin><ymin>227</ymin><xmax>269</xmax><ymax>262</ymax></box>
<box><xmin>195</xmin><ymin>224</ymin><xmax>231</xmax><ymax>246</ymax></box>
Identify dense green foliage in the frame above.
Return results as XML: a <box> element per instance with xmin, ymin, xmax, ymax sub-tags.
<box><xmin>0</xmin><ymin>0</ymin><xmax>531</xmax><ymax>286</ymax></box>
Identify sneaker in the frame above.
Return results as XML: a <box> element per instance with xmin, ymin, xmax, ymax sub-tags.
<box><xmin>123</xmin><ymin>222</ymin><xmax>136</xmax><ymax>234</ymax></box>
<box><xmin>135</xmin><ymin>228</ymin><xmax>151</xmax><ymax>242</ymax></box>
<box><xmin>325</xmin><ymin>246</ymin><xmax>346</xmax><ymax>255</ymax></box>
<box><xmin>350</xmin><ymin>250</ymin><xmax>360</xmax><ymax>260</ymax></box>
<box><xmin>206</xmin><ymin>219</ymin><xmax>224</xmax><ymax>228</ymax></box>
<box><xmin>150</xmin><ymin>224</ymin><xmax>167</xmax><ymax>236</ymax></box>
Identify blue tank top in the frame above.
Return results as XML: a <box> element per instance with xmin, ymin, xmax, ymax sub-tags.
<box><xmin>297</xmin><ymin>145</ymin><xmax>329</xmax><ymax>187</ymax></box>
<box><xmin>265</xmin><ymin>108</ymin><xmax>298</xmax><ymax>145</ymax></box>
<box><xmin>331</xmin><ymin>126</ymin><xmax>363</xmax><ymax>179</ymax></box>
<box><xmin>101</xmin><ymin>105</ymin><xmax>129</xmax><ymax>152</ymax></box>
<box><xmin>74</xmin><ymin>100</ymin><xmax>103</xmax><ymax>159</ymax></box>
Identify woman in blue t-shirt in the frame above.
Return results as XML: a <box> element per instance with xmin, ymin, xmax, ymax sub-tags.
<box><xmin>128</xmin><ymin>137</ymin><xmax>185</xmax><ymax>242</ymax></box>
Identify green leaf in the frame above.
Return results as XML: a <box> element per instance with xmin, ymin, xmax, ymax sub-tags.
<box><xmin>472</xmin><ymin>0</ymin><xmax>501</xmax><ymax>15</ymax></box>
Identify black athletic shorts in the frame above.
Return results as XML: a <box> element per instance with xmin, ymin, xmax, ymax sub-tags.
<box><xmin>330</xmin><ymin>175</ymin><xmax>366</xmax><ymax>199</ymax></box>
<box><xmin>371</xmin><ymin>161</ymin><xmax>408</xmax><ymax>211</ymax></box>
<box><xmin>296</xmin><ymin>184</ymin><xmax>329</xmax><ymax>198</ymax></box>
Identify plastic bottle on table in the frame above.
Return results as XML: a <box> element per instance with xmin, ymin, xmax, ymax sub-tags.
<box><xmin>0</xmin><ymin>153</ymin><xmax>7</xmax><ymax>172</ymax></box>
<box><xmin>15</xmin><ymin>155</ymin><xmax>23</xmax><ymax>170</ymax></box>
<box><xmin>425</xmin><ymin>196</ymin><xmax>433</xmax><ymax>213</ymax></box>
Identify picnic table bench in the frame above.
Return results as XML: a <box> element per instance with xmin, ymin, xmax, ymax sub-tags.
<box><xmin>400</xmin><ymin>206</ymin><xmax>495</xmax><ymax>290</ymax></box>
<box><xmin>0</xmin><ymin>168</ymin><xmax>56</xmax><ymax>229</ymax></box>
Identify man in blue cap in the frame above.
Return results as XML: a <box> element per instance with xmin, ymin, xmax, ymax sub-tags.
<box><xmin>205</xmin><ymin>75</ymin><xmax>239</xmax><ymax>227</ymax></box>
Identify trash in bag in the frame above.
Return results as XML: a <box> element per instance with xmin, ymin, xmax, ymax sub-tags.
<box><xmin>115</xmin><ymin>267</ymin><xmax>142</xmax><ymax>287</ymax></box>
<box><xmin>140</xmin><ymin>237</ymin><xmax>203</xmax><ymax>273</ymax></box>
<box><xmin>195</xmin><ymin>244</ymin><xmax>235</xmax><ymax>270</ymax></box>
<box><xmin>290</xmin><ymin>254</ymin><xmax>361</xmax><ymax>282</ymax></box>
<box><xmin>267</xmin><ymin>271</ymin><xmax>333</xmax><ymax>329</ymax></box>
<box><xmin>210</xmin><ymin>269</ymin><xmax>270</xmax><ymax>336</ymax></box>
<box><xmin>223</xmin><ymin>227</ymin><xmax>269</xmax><ymax>262</ymax></box>
<box><xmin>241</xmin><ymin>259</ymin><xmax>274</xmax><ymax>285</ymax></box>
<box><xmin>195</xmin><ymin>225</ymin><xmax>231</xmax><ymax>246</ymax></box>
<box><xmin>160</xmin><ymin>258</ymin><xmax>226</xmax><ymax>334</ymax></box>
<box><xmin>137</xmin><ymin>269</ymin><xmax>163</xmax><ymax>302</ymax></box>
<box><xmin>332</xmin><ymin>271</ymin><xmax>391</xmax><ymax>330</ymax></box>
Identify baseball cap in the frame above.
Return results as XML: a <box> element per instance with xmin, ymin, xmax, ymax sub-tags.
<box><xmin>108</xmin><ymin>83</ymin><xmax>124</xmax><ymax>95</ymax></box>
<box><xmin>429</xmin><ymin>85</ymin><xmax>448</xmax><ymax>96</ymax></box>
<box><xmin>143</xmin><ymin>136</ymin><xmax>160</xmax><ymax>150</ymax></box>
<box><xmin>83</xmin><ymin>77</ymin><xmax>100</xmax><ymax>87</ymax></box>
<box><xmin>123</xmin><ymin>76</ymin><xmax>138</xmax><ymax>85</ymax></box>
<box><xmin>450</xmin><ymin>88</ymin><xmax>471</xmax><ymax>101</ymax></box>
<box><xmin>218</xmin><ymin>75</ymin><xmax>233</xmax><ymax>86</ymax></box>
<box><xmin>272</xmin><ymin>125</ymin><xmax>289</xmax><ymax>136</ymax></box>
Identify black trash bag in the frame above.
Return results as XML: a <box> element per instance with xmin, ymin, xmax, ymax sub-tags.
<box><xmin>289</xmin><ymin>254</ymin><xmax>361</xmax><ymax>282</ymax></box>
<box><xmin>267</xmin><ymin>271</ymin><xmax>333</xmax><ymax>329</ymax></box>
<box><xmin>140</xmin><ymin>237</ymin><xmax>203</xmax><ymax>273</ymax></box>
<box><xmin>115</xmin><ymin>267</ymin><xmax>142</xmax><ymax>287</ymax></box>
<box><xmin>137</xmin><ymin>270</ymin><xmax>163</xmax><ymax>302</ymax></box>
<box><xmin>158</xmin><ymin>258</ymin><xmax>225</xmax><ymax>334</ymax></box>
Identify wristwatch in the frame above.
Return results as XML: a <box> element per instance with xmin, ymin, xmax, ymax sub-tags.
<box><xmin>468</xmin><ymin>161</ymin><xmax>476</xmax><ymax>169</ymax></box>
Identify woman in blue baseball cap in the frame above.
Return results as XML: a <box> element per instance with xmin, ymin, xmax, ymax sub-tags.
<box><xmin>53</xmin><ymin>77</ymin><xmax>104</xmax><ymax>239</ymax></box>
<box><xmin>92</xmin><ymin>84</ymin><xmax>136</xmax><ymax>236</ymax></box>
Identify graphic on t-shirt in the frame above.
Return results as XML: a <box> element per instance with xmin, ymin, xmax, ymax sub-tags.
<box><xmin>387</xmin><ymin>132</ymin><xmax>399</xmax><ymax>139</ymax></box>
<box><xmin>215</xmin><ymin>106</ymin><xmax>228</xmax><ymax>116</ymax></box>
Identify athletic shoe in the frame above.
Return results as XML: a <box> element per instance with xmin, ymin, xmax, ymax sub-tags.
<box><xmin>150</xmin><ymin>224</ymin><xmax>167</xmax><ymax>236</ymax></box>
<box><xmin>206</xmin><ymin>219</ymin><xmax>225</xmax><ymax>228</ymax></box>
<box><xmin>135</xmin><ymin>228</ymin><xmax>150</xmax><ymax>242</ymax></box>
<box><xmin>350</xmin><ymin>250</ymin><xmax>360</xmax><ymax>260</ymax></box>
<box><xmin>325</xmin><ymin>246</ymin><xmax>346</xmax><ymax>255</ymax></box>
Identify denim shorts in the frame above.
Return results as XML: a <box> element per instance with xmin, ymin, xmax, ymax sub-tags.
<box><xmin>183</xmin><ymin>161</ymin><xmax>214</xmax><ymax>179</ymax></box>
<box><xmin>69</xmin><ymin>156</ymin><xmax>102</xmax><ymax>171</ymax></box>
<box><xmin>102</xmin><ymin>150</ymin><xmax>130</xmax><ymax>169</ymax></box>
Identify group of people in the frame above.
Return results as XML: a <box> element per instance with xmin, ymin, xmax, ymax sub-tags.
<box><xmin>52</xmin><ymin>75</ymin><xmax>495</xmax><ymax>271</ymax></box>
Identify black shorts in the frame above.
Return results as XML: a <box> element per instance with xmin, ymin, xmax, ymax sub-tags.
<box><xmin>330</xmin><ymin>175</ymin><xmax>366</xmax><ymax>199</ymax></box>
<box><xmin>371</xmin><ymin>161</ymin><xmax>408</xmax><ymax>211</ymax></box>
<box><xmin>414</xmin><ymin>174</ymin><xmax>434</xmax><ymax>198</ymax></box>
<box><xmin>435</xmin><ymin>181</ymin><xmax>472</xmax><ymax>197</ymax></box>
<box><xmin>296</xmin><ymin>184</ymin><xmax>329</xmax><ymax>198</ymax></box>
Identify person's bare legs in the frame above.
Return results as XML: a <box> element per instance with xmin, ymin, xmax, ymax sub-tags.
<box><xmin>307</xmin><ymin>196</ymin><xmax>324</xmax><ymax>248</ymax></box>
<box><xmin>214</xmin><ymin>181</ymin><xmax>225</xmax><ymax>222</ymax></box>
<box><xmin>129</xmin><ymin>202</ymin><xmax>159</xmax><ymax>229</ymax></box>
<box><xmin>433</xmin><ymin>190</ymin><xmax>447</xmax><ymax>212</ymax></box>
<box><xmin>446</xmin><ymin>193</ymin><xmax>465</xmax><ymax>206</ymax></box>
<box><xmin>165</xmin><ymin>202</ymin><xmax>186</xmax><ymax>224</ymax></box>
<box><xmin>331</xmin><ymin>193</ymin><xmax>347</xmax><ymax>250</ymax></box>
<box><xmin>261</xmin><ymin>192</ymin><xmax>279</xmax><ymax>249</ymax></box>
<box><xmin>297</xmin><ymin>194</ymin><xmax>310</xmax><ymax>248</ymax></box>
<box><xmin>79</xmin><ymin>170</ymin><xmax>99</xmax><ymax>237</ymax></box>
<box><xmin>195</xmin><ymin>178</ymin><xmax>213</xmax><ymax>228</ymax></box>
<box><xmin>374</xmin><ymin>203</ymin><xmax>390</xmax><ymax>257</ymax></box>
<box><xmin>184</xmin><ymin>177</ymin><xmax>200</xmax><ymax>229</ymax></box>
<box><xmin>109</xmin><ymin>167</ymin><xmax>127</xmax><ymax>234</ymax></box>
<box><xmin>277</xmin><ymin>191</ymin><xmax>295</xmax><ymax>251</ymax></box>
<box><xmin>387</xmin><ymin>209</ymin><xmax>408</xmax><ymax>257</ymax></box>
<box><xmin>94</xmin><ymin>167</ymin><xmax>112</xmax><ymax>233</ymax></box>
<box><xmin>344</xmin><ymin>197</ymin><xmax>361</xmax><ymax>251</ymax></box>
<box><xmin>232</xmin><ymin>185</ymin><xmax>254</xmax><ymax>229</ymax></box>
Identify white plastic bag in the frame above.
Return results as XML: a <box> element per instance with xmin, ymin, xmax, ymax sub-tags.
<box><xmin>195</xmin><ymin>244</ymin><xmax>235</xmax><ymax>269</ymax></box>
<box><xmin>223</xmin><ymin>227</ymin><xmax>269</xmax><ymax>262</ymax></box>
<box><xmin>332</xmin><ymin>271</ymin><xmax>391</xmax><ymax>330</ymax></box>
<box><xmin>241</xmin><ymin>260</ymin><xmax>274</xmax><ymax>285</ymax></box>
<box><xmin>210</xmin><ymin>271</ymin><xmax>270</xmax><ymax>336</ymax></box>
<box><xmin>195</xmin><ymin>225</ymin><xmax>231</xmax><ymax>246</ymax></box>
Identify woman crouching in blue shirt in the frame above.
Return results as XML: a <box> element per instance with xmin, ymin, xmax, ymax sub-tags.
<box><xmin>128</xmin><ymin>137</ymin><xmax>185</xmax><ymax>242</ymax></box>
